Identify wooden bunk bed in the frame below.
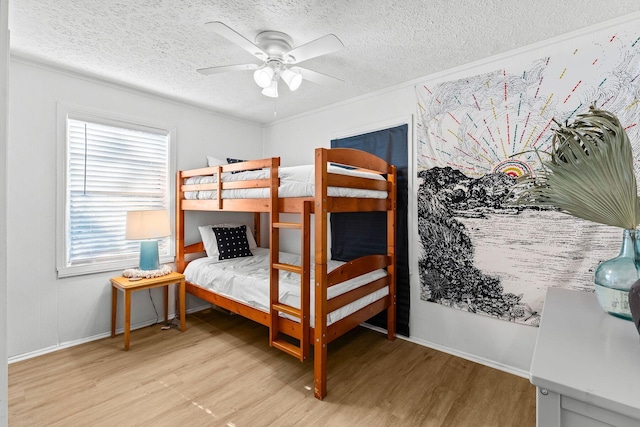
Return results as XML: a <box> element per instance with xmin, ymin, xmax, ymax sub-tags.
<box><xmin>175</xmin><ymin>147</ymin><xmax>397</xmax><ymax>400</ymax></box>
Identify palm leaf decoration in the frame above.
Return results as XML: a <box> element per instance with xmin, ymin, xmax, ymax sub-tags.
<box><xmin>511</xmin><ymin>105</ymin><xmax>640</xmax><ymax>229</ymax></box>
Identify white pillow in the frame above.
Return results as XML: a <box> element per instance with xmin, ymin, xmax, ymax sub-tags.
<box><xmin>207</xmin><ymin>156</ymin><xmax>226</xmax><ymax>167</ymax></box>
<box><xmin>198</xmin><ymin>223</ymin><xmax>258</xmax><ymax>258</ymax></box>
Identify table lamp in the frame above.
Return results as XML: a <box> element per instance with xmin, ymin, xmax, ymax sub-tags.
<box><xmin>126</xmin><ymin>209</ymin><xmax>171</xmax><ymax>270</ymax></box>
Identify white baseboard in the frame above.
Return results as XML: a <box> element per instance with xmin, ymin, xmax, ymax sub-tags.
<box><xmin>8</xmin><ymin>304</ymin><xmax>211</xmax><ymax>364</ymax></box>
<box><xmin>361</xmin><ymin>324</ymin><xmax>529</xmax><ymax>379</ymax></box>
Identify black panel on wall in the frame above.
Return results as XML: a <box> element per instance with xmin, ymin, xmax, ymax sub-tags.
<box><xmin>331</xmin><ymin>124</ymin><xmax>409</xmax><ymax>337</ymax></box>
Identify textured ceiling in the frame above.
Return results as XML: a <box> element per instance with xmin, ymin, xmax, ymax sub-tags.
<box><xmin>8</xmin><ymin>1</ymin><xmax>640</xmax><ymax>124</ymax></box>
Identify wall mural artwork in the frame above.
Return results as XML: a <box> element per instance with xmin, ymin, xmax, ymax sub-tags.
<box><xmin>416</xmin><ymin>20</ymin><xmax>640</xmax><ymax>326</ymax></box>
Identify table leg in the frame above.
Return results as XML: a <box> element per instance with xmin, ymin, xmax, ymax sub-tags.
<box><xmin>163</xmin><ymin>285</ymin><xmax>169</xmax><ymax>323</ymax></box>
<box><xmin>179</xmin><ymin>278</ymin><xmax>186</xmax><ymax>332</ymax></box>
<box><xmin>124</xmin><ymin>289</ymin><xmax>131</xmax><ymax>350</ymax></box>
<box><xmin>111</xmin><ymin>286</ymin><xmax>117</xmax><ymax>338</ymax></box>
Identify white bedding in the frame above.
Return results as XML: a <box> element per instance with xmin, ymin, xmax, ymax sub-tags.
<box><xmin>184</xmin><ymin>164</ymin><xmax>387</xmax><ymax>200</ymax></box>
<box><xmin>184</xmin><ymin>248</ymin><xmax>389</xmax><ymax>327</ymax></box>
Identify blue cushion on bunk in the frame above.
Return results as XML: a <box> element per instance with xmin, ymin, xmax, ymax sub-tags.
<box><xmin>226</xmin><ymin>157</ymin><xmax>246</xmax><ymax>164</ymax></box>
<box><xmin>330</xmin><ymin>162</ymin><xmax>356</xmax><ymax>170</ymax></box>
<box><xmin>227</xmin><ymin>157</ymin><xmax>246</xmax><ymax>174</ymax></box>
<box><xmin>212</xmin><ymin>225</ymin><xmax>253</xmax><ymax>260</ymax></box>
<box><xmin>227</xmin><ymin>157</ymin><xmax>260</xmax><ymax>174</ymax></box>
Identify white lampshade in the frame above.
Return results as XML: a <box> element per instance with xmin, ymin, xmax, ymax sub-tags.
<box><xmin>125</xmin><ymin>210</ymin><xmax>171</xmax><ymax>240</ymax></box>
<box><xmin>253</xmin><ymin>67</ymin><xmax>274</xmax><ymax>88</ymax></box>
<box><xmin>261</xmin><ymin>80</ymin><xmax>279</xmax><ymax>98</ymax></box>
<box><xmin>281</xmin><ymin>68</ymin><xmax>302</xmax><ymax>91</ymax></box>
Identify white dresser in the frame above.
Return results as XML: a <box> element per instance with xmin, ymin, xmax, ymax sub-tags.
<box><xmin>530</xmin><ymin>287</ymin><xmax>640</xmax><ymax>426</ymax></box>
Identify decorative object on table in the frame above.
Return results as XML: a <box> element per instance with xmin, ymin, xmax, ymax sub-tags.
<box><xmin>511</xmin><ymin>105</ymin><xmax>640</xmax><ymax>320</ymax></box>
<box><xmin>123</xmin><ymin>264</ymin><xmax>172</xmax><ymax>279</ymax></box>
<box><xmin>594</xmin><ymin>229</ymin><xmax>639</xmax><ymax>320</ymax></box>
<box><xmin>629</xmin><ymin>280</ymin><xmax>640</xmax><ymax>335</ymax></box>
<box><xmin>125</xmin><ymin>209</ymin><xmax>171</xmax><ymax>271</ymax></box>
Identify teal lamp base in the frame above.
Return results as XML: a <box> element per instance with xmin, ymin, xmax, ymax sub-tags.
<box><xmin>139</xmin><ymin>240</ymin><xmax>160</xmax><ymax>271</ymax></box>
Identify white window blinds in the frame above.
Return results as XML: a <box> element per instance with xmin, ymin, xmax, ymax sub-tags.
<box><xmin>64</xmin><ymin>117</ymin><xmax>170</xmax><ymax>272</ymax></box>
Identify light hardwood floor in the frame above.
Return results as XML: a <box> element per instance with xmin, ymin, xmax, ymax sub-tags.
<box><xmin>9</xmin><ymin>309</ymin><xmax>535</xmax><ymax>426</ymax></box>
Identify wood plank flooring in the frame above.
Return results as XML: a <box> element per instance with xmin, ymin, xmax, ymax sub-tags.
<box><xmin>9</xmin><ymin>309</ymin><xmax>535</xmax><ymax>426</ymax></box>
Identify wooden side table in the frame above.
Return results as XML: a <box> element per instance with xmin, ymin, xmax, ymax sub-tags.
<box><xmin>110</xmin><ymin>271</ymin><xmax>186</xmax><ymax>350</ymax></box>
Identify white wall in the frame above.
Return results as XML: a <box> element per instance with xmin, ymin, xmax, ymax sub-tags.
<box><xmin>268</xmin><ymin>13</ymin><xmax>640</xmax><ymax>377</ymax></box>
<box><xmin>6</xmin><ymin>59</ymin><xmax>263</xmax><ymax>359</ymax></box>
<box><xmin>0</xmin><ymin>0</ymin><xmax>8</xmax><ymax>423</ymax></box>
<box><xmin>263</xmin><ymin>15</ymin><xmax>640</xmax><ymax>375</ymax></box>
<box><xmin>263</xmin><ymin>12</ymin><xmax>640</xmax><ymax>375</ymax></box>
<box><xmin>263</xmin><ymin>85</ymin><xmax>537</xmax><ymax>374</ymax></box>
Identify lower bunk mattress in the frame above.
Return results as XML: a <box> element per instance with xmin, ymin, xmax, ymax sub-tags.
<box><xmin>183</xmin><ymin>248</ymin><xmax>389</xmax><ymax>327</ymax></box>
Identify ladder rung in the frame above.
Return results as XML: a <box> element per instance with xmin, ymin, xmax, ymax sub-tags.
<box><xmin>272</xmin><ymin>303</ymin><xmax>301</xmax><ymax>318</ymax></box>
<box><xmin>273</xmin><ymin>263</ymin><xmax>302</xmax><ymax>274</ymax></box>
<box><xmin>271</xmin><ymin>339</ymin><xmax>302</xmax><ymax>359</ymax></box>
<box><xmin>273</xmin><ymin>222</ymin><xmax>302</xmax><ymax>229</ymax></box>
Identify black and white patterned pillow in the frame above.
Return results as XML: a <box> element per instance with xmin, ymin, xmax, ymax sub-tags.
<box><xmin>212</xmin><ymin>225</ymin><xmax>253</xmax><ymax>260</ymax></box>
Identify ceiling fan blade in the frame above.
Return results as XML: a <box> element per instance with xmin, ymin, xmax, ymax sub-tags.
<box><xmin>204</xmin><ymin>21</ymin><xmax>268</xmax><ymax>60</ymax></box>
<box><xmin>292</xmin><ymin>66</ymin><xmax>344</xmax><ymax>86</ymax></box>
<box><xmin>284</xmin><ymin>34</ymin><xmax>344</xmax><ymax>64</ymax></box>
<box><xmin>197</xmin><ymin>63</ymin><xmax>261</xmax><ymax>75</ymax></box>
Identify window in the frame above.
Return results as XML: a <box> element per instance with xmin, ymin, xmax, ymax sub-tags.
<box><xmin>57</xmin><ymin>107</ymin><xmax>174</xmax><ymax>277</ymax></box>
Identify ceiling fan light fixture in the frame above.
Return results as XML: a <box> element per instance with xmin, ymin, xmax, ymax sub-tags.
<box><xmin>282</xmin><ymin>68</ymin><xmax>302</xmax><ymax>91</ymax></box>
<box><xmin>262</xmin><ymin>80</ymin><xmax>279</xmax><ymax>98</ymax></box>
<box><xmin>253</xmin><ymin>67</ymin><xmax>274</xmax><ymax>88</ymax></box>
<box><xmin>199</xmin><ymin>22</ymin><xmax>345</xmax><ymax>101</ymax></box>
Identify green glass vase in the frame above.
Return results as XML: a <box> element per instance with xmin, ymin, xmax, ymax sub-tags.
<box><xmin>594</xmin><ymin>229</ymin><xmax>640</xmax><ymax>320</ymax></box>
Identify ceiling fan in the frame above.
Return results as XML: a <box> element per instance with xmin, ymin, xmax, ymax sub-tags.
<box><xmin>197</xmin><ymin>22</ymin><xmax>344</xmax><ymax>98</ymax></box>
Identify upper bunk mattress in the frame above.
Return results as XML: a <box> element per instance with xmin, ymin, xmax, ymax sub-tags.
<box><xmin>184</xmin><ymin>164</ymin><xmax>388</xmax><ymax>200</ymax></box>
<box><xmin>183</xmin><ymin>248</ymin><xmax>389</xmax><ymax>327</ymax></box>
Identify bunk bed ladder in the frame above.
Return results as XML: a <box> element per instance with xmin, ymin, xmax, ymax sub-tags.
<box><xmin>269</xmin><ymin>201</ymin><xmax>312</xmax><ymax>362</ymax></box>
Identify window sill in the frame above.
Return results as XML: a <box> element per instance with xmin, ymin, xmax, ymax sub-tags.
<box><xmin>57</xmin><ymin>255</ymin><xmax>175</xmax><ymax>278</ymax></box>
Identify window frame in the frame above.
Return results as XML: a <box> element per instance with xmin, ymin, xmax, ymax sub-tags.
<box><xmin>56</xmin><ymin>103</ymin><xmax>176</xmax><ymax>278</ymax></box>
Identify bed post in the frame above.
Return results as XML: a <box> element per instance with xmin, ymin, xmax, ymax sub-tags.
<box><xmin>268</xmin><ymin>157</ymin><xmax>281</xmax><ymax>347</ymax></box>
<box><xmin>387</xmin><ymin>165</ymin><xmax>397</xmax><ymax>340</ymax></box>
<box><xmin>314</xmin><ymin>148</ymin><xmax>329</xmax><ymax>400</ymax></box>
<box><xmin>176</xmin><ymin>170</ymin><xmax>185</xmax><ymax>273</ymax></box>
<box><xmin>300</xmin><ymin>200</ymin><xmax>311</xmax><ymax>361</ymax></box>
<box><xmin>253</xmin><ymin>212</ymin><xmax>261</xmax><ymax>248</ymax></box>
